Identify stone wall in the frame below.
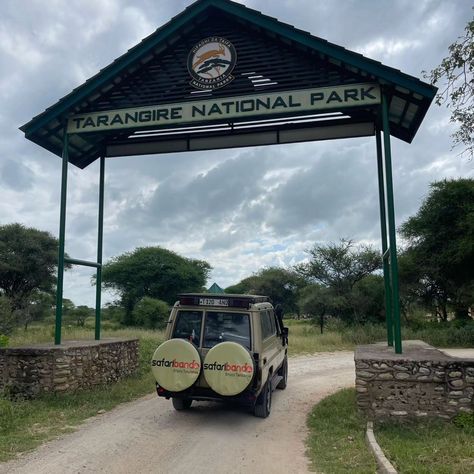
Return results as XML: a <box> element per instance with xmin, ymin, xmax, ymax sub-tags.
<box><xmin>355</xmin><ymin>340</ymin><xmax>474</xmax><ymax>420</ymax></box>
<box><xmin>0</xmin><ymin>338</ymin><xmax>139</xmax><ymax>399</ymax></box>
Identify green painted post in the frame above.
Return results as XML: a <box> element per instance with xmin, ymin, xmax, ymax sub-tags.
<box><xmin>95</xmin><ymin>157</ymin><xmax>105</xmax><ymax>340</ymax></box>
<box><xmin>55</xmin><ymin>130</ymin><xmax>69</xmax><ymax>345</ymax></box>
<box><xmin>381</xmin><ymin>93</ymin><xmax>403</xmax><ymax>354</ymax></box>
<box><xmin>375</xmin><ymin>129</ymin><xmax>394</xmax><ymax>347</ymax></box>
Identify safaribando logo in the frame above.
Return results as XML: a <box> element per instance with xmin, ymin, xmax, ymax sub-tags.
<box><xmin>188</xmin><ymin>37</ymin><xmax>237</xmax><ymax>90</ymax></box>
<box><xmin>203</xmin><ymin>361</ymin><xmax>253</xmax><ymax>373</ymax></box>
<box><xmin>152</xmin><ymin>358</ymin><xmax>200</xmax><ymax>370</ymax></box>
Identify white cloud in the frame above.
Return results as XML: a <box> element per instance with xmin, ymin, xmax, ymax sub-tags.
<box><xmin>1</xmin><ymin>0</ymin><xmax>473</xmax><ymax>305</ymax></box>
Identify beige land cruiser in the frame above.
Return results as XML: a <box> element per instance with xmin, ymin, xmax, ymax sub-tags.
<box><xmin>151</xmin><ymin>294</ymin><xmax>288</xmax><ymax>418</ymax></box>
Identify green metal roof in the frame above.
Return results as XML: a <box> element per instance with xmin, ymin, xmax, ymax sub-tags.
<box><xmin>20</xmin><ymin>0</ymin><xmax>437</xmax><ymax>168</ymax></box>
<box><xmin>208</xmin><ymin>282</ymin><xmax>225</xmax><ymax>294</ymax></box>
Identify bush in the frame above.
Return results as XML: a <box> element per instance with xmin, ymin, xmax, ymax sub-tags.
<box><xmin>132</xmin><ymin>297</ymin><xmax>169</xmax><ymax>329</ymax></box>
<box><xmin>453</xmin><ymin>411</ymin><xmax>474</xmax><ymax>430</ymax></box>
<box><xmin>0</xmin><ymin>334</ymin><xmax>8</xmax><ymax>347</ymax></box>
<box><xmin>0</xmin><ymin>295</ymin><xmax>14</xmax><ymax>335</ymax></box>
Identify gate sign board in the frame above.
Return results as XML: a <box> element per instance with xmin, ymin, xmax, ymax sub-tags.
<box><xmin>20</xmin><ymin>0</ymin><xmax>438</xmax><ymax>352</ymax></box>
<box><xmin>68</xmin><ymin>84</ymin><xmax>380</xmax><ymax>134</ymax></box>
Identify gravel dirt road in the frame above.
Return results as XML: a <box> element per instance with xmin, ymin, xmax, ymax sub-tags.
<box><xmin>0</xmin><ymin>352</ymin><xmax>355</xmax><ymax>474</ymax></box>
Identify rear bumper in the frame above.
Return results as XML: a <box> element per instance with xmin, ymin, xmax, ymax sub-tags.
<box><xmin>156</xmin><ymin>383</ymin><xmax>259</xmax><ymax>406</ymax></box>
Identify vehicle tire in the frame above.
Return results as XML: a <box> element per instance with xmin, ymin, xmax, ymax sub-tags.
<box><xmin>277</xmin><ymin>356</ymin><xmax>288</xmax><ymax>390</ymax></box>
<box><xmin>254</xmin><ymin>378</ymin><xmax>272</xmax><ymax>418</ymax></box>
<box><xmin>172</xmin><ymin>398</ymin><xmax>192</xmax><ymax>411</ymax></box>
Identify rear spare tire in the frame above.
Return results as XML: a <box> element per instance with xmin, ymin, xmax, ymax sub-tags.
<box><xmin>203</xmin><ymin>342</ymin><xmax>254</xmax><ymax>396</ymax></box>
<box><xmin>151</xmin><ymin>339</ymin><xmax>201</xmax><ymax>392</ymax></box>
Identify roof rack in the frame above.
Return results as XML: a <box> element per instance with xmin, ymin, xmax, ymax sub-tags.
<box><xmin>178</xmin><ymin>293</ymin><xmax>270</xmax><ymax>309</ymax></box>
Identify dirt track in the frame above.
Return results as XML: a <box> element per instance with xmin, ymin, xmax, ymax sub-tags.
<box><xmin>0</xmin><ymin>352</ymin><xmax>355</xmax><ymax>474</ymax></box>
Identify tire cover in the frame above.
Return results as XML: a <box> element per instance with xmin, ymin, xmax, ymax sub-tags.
<box><xmin>203</xmin><ymin>342</ymin><xmax>254</xmax><ymax>396</ymax></box>
<box><xmin>151</xmin><ymin>339</ymin><xmax>201</xmax><ymax>392</ymax></box>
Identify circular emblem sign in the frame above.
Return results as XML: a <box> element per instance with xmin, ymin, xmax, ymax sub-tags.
<box><xmin>203</xmin><ymin>341</ymin><xmax>254</xmax><ymax>396</ymax></box>
<box><xmin>151</xmin><ymin>339</ymin><xmax>201</xmax><ymax>392</ymax></box>
<box><xmin>188</xmin><ymin>36</ymin><xmax>237</xmax><ymax>90</ymax></box>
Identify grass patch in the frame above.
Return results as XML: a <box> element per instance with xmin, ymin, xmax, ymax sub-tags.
<box><xmin>285</xmin><ymin>319</ymin><xmax>353</xmax><ymax>355</ymax></box>
<box><xmin>306</xmin><ymin>388</ymin><xmax>474</xmax><ymax>474</ymax></box>
<box><xmin>376</xmin><ymin>419</ymin><xmax>474</xmax><ymax>474</ymax></box>
<box><xmin>0</xmin><ymin>328</ymin><xmax>164</xmax><ymax>462</ymax></box>
<box><xmin>306</xmin><ymin>388</ymin><xmax>376</xmax><ymax>473</ymax></box>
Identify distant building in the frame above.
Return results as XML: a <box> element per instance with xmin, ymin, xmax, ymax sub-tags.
<box><xmin>207</xmin><ymin>282</ymin><xmax>225</xmax><ymax>294</ymax></box>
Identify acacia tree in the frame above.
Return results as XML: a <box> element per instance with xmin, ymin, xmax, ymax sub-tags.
<box><xmin>0</xmin><ymin>223</ymin><xmax>63</xmax><ymax>331</ymax></box>
<box><xmin>225</xmin><ymin>267</ymin><xmax>306</xmax><ymax>315</ymax></box>
<box><xmin>295</xmin><ymin>239</ymin><xmax>382</xmax><ymax>322</ymax></box>
<box><xmin>400</xmin><ymin>179</ymin><xmax>474</xmax><ymax>319</ymax></box>
<box><xmin>425</xmin><ymin>16</ymin><xmax>474</xmax><ymax>158</ymax></box>
<box><xmin>101</xmin><ymin>246</ymin><xmax>211</xmax><ymax>325</ymax></box>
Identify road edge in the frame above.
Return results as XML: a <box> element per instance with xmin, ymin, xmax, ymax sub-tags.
<box><xmin>365</xmin><ymin>421</ymin><xmax>397</xmax><ymax>474</ymax></box>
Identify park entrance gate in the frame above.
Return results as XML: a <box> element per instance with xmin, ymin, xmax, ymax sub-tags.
<box><xmin>21</xmin><ymin>0</ymin><xmax>437</xmax><ymax>353</ymax></box>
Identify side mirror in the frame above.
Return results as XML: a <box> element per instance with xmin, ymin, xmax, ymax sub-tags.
<box><xmin>282</xmin><ymin>326</ymin><xmax>289</xmax><ymax>345</ymax></box>
<box><xmin>283</xmin><ymin>327</ymin><xmax>289</xmax><ymax>337</ymax></box>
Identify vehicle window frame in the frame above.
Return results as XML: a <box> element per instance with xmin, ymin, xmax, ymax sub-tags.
<box><xmin>172</xmin><ymin>309</ymin><xmax>203</xmax><ymax>346</ymax></box>
<box><xmin>260</xmin><ymin>310</ymin><xmax>273</xmax><ymax>340</ymax></box>
<box><xmin>202</xmin><ymin>310</ymin><xmax>252</xmax><ymax>350</ymax></box>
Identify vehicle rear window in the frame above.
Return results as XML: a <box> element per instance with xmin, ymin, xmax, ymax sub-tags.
<box><xmin>172</xmin><ymin>310</ymin><xmax>203</xmax><ymax>346</ymax></box>
<box><xmin>203</xmin><ymin>312</ymin><xmax>251</xmax><ymax>350</ymax></box>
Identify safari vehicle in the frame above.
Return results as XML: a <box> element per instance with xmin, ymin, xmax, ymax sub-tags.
<box><xmin>151</xmin><ymin>293</ymin><xmax>288</xmax><ymax>418</ymax></box>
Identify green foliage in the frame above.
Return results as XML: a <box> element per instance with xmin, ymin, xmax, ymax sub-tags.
<box><xmin>225</xmin><ymin>267</ymin><xmax>305</xmax><ymax>314</ymax></box>
<box><xmin>295</xmin><ymin>240</ymin><xmax>382</xmax><ymax>323</ymax></box>
<box><xmin>66</xmin><ymin>305</ymin><xmax>94</xmax><ymax>327</ymax></box>
<box><xmin>101</xmin><ymin>246</ymin><xmax>211</xmax><ymax>324</ymax></box>
<box><xmin>298</xmin><ymin>284</ymin><xmax>337</xmax><ymax>333</ymax></box>
<box><xmin>351</xmin><ymin>274</ymin><xmax>385</xmax><ymax>323</ymax></box>
<box><xmin>454</xmin><ymin>411</ymin><xmax>474</xmax><ymax>430</ymax></box>
<box><xmin>0</xmin><ymin>223</ymin><xmax>65</xmax><ymax>310</ymax></box>
<box><xmin>400</xmin><ymin>179</ymin><xmax>474</xmax><ymax>319</ymax></box>
<box><xmin>132</xmin><ymin>297</ymin><xmax>169</xmax><ymax>329</ymax></box>
<box><xmin>0</xmin><ymin>295</ymin><xmax>14</xmax><ymax>336</ymax></box>
<box><xmin>425</xmin><ymin>16</ymin><xmax>474</xmax><ymax>158</ymax></box>
<box><xmin>101</xmin><ymin>303</ymin><xmax>125</xmax><ymax>323</ymax></box>
<box><xmin>0</xmin><ymin>334</ymin><xmax>8</xmax><ymax>348</ymax></box>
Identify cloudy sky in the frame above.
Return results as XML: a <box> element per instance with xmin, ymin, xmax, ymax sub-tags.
<box><xmin>1</xmin><ymin>0</ymin><xmax>473</xmax><ymax>306</ymax></box>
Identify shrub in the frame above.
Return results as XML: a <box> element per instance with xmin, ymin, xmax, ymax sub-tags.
<box><xmin>0</xmin><ymin>334</ymin><xmax>8</xmax><ymax>347</ymax></box>
<box><xmin>453</xmin><ymin>411</ymin><xmax>474</xmax><ymax>430</ymax></box>
<box><xmin>132</xmin><ymin>297</ymin><xmax>169</xmax><ymax>329</ymax></box>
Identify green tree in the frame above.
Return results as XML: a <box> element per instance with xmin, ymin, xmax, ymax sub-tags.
<box><xmin>351</xmin><ymin>275</ymin><xmax>385</xmax><ymax>323</ymax></box>
<box><xmin>225</xmin><ymin>267</ymin><xmax>305</xmax><ymax>315</ymax></box>
<box><xmin>0</xmin><ymin>295</ymin><xmax>14</xmax><ymax>336</ymax></box>
<box><xmin>295</xmin><ymin>239</ymin><xmax>382</xmax><ymax>322</ymax></box>
<box><xmin>101</xmin><ymin>246</ymin><xmax>211</xmax><ymax>324</ymax></box>
<box><xmin>425</xmin><ymin>16</ymin><xmax>474</xmax><ymax>158</ymax></box>
<box><xmin>68</xmin><ymin>305</ymin><xmax>93</xmax><ymax>327</ymax></box>
<box><xmin>298</xmin><ymin>284</ymin><xmax>337</xmax><ymax>333</ymax></box>
<box><xmin>0</xmin><ymin>223</ymin><xmax>66</xmax><ymax>329</ymax></box>
<box><xmin>400</xmin><ymin>179</ymin><xmax>474</xmax><ymax>319</ymax></box>
<box><xmin>132</xmin><ymin>297</ymin><xmax>169</xmax><ymax>329</ymax></box>
<box><xmin>16</xmin><ymin>292</ymin><xmax>54</xmax><ymax>331</ymax></box>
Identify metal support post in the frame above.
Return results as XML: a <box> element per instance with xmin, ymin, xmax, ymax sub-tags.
<box><xmin>381</xmin><ymin>93</ymin><xmax>402</xmax><ymax>354</ymax></box>
<box><xmin>55</xmin><ymin>131</ymin><xmax>69</xmax><ymax>345</ymax></box>
<box><xmin>95</xmin><ymin>157</ymin><xmax>105</xmax><ymax>340</ymax></box>
<box><xmin>375</xmin><ymin>128</ymin><xmax>393</xmax><ymax>347</ymax></box>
